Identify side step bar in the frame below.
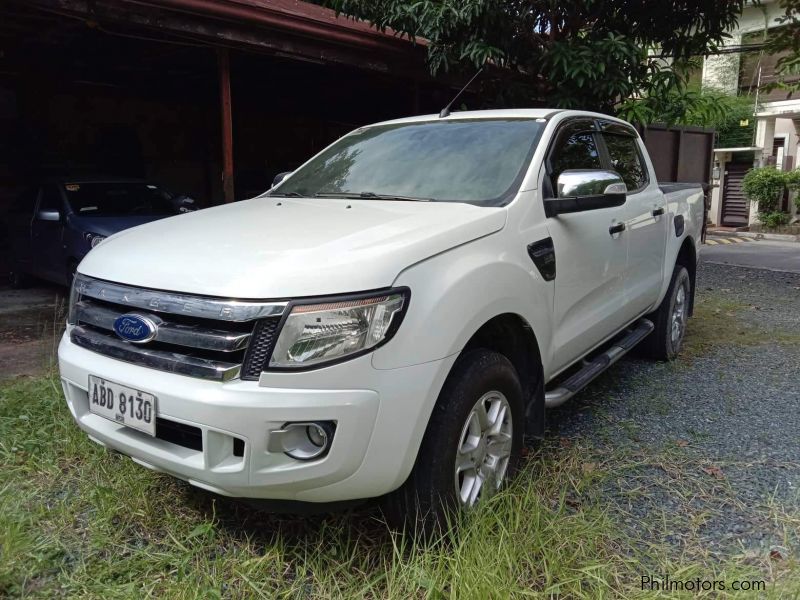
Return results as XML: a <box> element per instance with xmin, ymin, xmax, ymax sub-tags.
<box><xmin>544</xmin><ymin>319</ymin><xmax>654</xmax><ymax>409</ymax></box>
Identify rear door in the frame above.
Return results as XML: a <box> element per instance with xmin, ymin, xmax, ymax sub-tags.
<box><xmin>545</xmin><ymin>118</ymin><xmax>630</xmax><ymax>371</ymax></box>
<box><xmin>599</xmin><ymin>122</ymin><xmax>667</xmax><ymax>315</ymax></box>
<box><xmin>31</xmin><ymin>184</ymin><xmax>67</xmax><ymax>282</ymax></box>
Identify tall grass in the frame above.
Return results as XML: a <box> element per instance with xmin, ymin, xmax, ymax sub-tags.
<box><xmin>1</xmin><ymin>375</ymin><xmax>796</xmax><ymax>598</ymax></box>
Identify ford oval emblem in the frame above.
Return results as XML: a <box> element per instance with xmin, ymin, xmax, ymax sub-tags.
<box><xmin>113</xmin><ymin>313</ymin><xmax>158</xmax><ymax>344</ymax></box>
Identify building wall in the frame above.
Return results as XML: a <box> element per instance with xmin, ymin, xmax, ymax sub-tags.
<box><xmin>701</xmin><ymin>0</ymin><xmax>785</xmax><ymax>94</ymax></box>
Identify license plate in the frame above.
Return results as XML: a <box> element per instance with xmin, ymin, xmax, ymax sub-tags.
<box><xmin>88</xmin><ymin>375</ymin><xmax>157</xmax><ymax>436</ymax></box>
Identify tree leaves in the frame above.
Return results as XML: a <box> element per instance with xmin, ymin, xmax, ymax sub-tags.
<box><xmin>327</xmin><ymin>0</ymin><xmax>747</xmax><ymax>116</ymax></box>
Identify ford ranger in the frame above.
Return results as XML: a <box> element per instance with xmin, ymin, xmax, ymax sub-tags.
<box><xmin>58</xmin><ymin>109</ymin><xmax>704</xmax><ymax>527</ymax></box>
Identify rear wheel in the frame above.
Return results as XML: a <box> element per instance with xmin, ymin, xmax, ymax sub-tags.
<box><xmin>382</xmin><ymin>349</ymin><xmax>525</xmax><ymax>532</ymax></box>
<box><xmin>642</xmin><ymin>265</ymin><xmax>691</xmax><ymax>360</ymax></box>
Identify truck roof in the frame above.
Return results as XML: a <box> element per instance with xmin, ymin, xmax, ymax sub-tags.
<box><xmin>369</xmin><ymin>108</ymin><xmax>633</xmax><ymax>128</ymax></box>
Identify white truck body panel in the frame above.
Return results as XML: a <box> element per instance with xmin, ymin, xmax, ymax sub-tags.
<box><xmin>59</xmin><ymin>109</ymin><xmax>704</xmax><ymax>503</ymax></box>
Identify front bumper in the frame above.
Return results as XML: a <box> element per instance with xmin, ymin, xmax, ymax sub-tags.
<box><xmin>58</xmin><ymin>333</ymin><xmax>455</xmax><ymax>503</ymax></box>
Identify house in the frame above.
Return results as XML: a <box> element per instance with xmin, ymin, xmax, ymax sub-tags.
<box><xmin>702</xmin><ymin>0</ymin><xmax>799</xmax><ymax>227</ymax></box>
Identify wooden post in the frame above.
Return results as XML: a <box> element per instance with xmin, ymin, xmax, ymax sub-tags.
<box><xmin>218</xmin><ymin>48</ymin><xmax>234</xmax><ymax>203</ymax></box>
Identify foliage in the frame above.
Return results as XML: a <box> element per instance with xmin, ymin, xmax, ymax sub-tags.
<box><xmin>741</xmin><ymin>167</ymin><xmax>797</xmax><ymax>229</ymax></box>
<box><xmin>763</xmin><ymin>0</ymin><xmax>800</xmax><ymax>92</ymax></box>
<box><xmin>742</xmin><ymin>166</ymin><xmax>787</xmax><ymax>213</ymax></box>
<box><xmin>618</xmin><ymin>87</ymin><xmax>758</xmax><ymax>131</ymax></box>
<box><xmin>784</xmin><ymin>167</ymin><xmax>800</xmax><ymax>193</ymax></box>
<box><xmin>714</xmin><ymin>94</ymin><xmax>759</xmax><ymax>148</ymax></box>
<box><xmin>326</xmin><ymin>0</ymin><xmax>746</xmax><ymax>115</ymax></box>
<box><xmin>759</xmin><ymin>210</ymin><xmax>791</xmax><ymax>227</ymax></box>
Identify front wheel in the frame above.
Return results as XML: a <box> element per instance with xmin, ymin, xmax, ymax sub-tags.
<box><xmin>382</xmin><ymin>349</ymin><xmax>525</xmax><ymax>532</ymax></box>
<box><xmin>642</xmin><ymin>265</ymin><xmax>692</xmax><ymax>360</ymax></box>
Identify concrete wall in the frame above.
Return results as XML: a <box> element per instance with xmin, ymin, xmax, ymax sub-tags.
<box><xmin>701</xmin><ymin>0</ymin><xmax>785</xmax><ymax>94</ymax></box>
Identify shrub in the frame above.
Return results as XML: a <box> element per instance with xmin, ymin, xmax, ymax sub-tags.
<box><xmin>742</xmin><ymin>166</ymin><xmax>786</xmax><ymax>214</ymax></box>
<box><xmin>759</xmin><ymin>211</ymin><xmax>791</xmax><ymax>228</ymax></box>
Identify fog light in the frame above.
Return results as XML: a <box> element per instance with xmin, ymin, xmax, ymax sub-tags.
<box><xmin>267</xmin><ymin>421</ymin><xmax>336</xmax><ymax>461</ymax></box>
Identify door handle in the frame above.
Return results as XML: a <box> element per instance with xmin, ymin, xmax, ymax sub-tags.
<box><xmin>609</xmin><ymin>222</ymin><xmax>626</xmax><ymax>236</ymax></box>
<box><xmin>652</xmin><ymin>207</ymin><xmax>665</xmax><ymax>217</ymax></box>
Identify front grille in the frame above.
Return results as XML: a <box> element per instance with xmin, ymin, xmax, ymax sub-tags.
<box><xmin>241</xmin><ymin>317</ymin><xmax>281</xmax><ymax>380</ymax></box>
<box><xmin>69</xmin><ymin>275</ymin><xmax>286</xmax><ymax>381</ymax></box>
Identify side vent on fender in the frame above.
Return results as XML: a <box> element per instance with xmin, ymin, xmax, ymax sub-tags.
<box><xmin>674</xmin><ymin>215</ymin><xmax>685</xmax><ymax>237</ymax></box>
<box><xmin>527</xmin><ymin>238</ymin><xmax>556</xmax><ymax>281</ymax></box>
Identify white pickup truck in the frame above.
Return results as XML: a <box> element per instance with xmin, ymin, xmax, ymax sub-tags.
<box><xmin>59</xmin><ymin>109</ymin><xmax>704</xmax><ymax>527</ymax></box>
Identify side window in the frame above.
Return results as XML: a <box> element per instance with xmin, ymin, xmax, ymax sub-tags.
<box><xmin>602</xmin><ymin>133</ymin><xmax>648</xmax><ymax>192</ymax></box>
<box><xmin>37</xmin><ymin>184</ymin><xmax>62</xmax><ymax>215</ymax></box>
<box><xmin>548</xmin><ymin>121</ymin><xmax>602</xmax><ymax>195</ymax></box>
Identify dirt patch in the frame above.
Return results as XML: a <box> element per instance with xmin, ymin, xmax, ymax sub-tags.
<box><xmin>0</xmin><ymin>284</ymin><xmax>66</xmax><ymax>378</ymax></box>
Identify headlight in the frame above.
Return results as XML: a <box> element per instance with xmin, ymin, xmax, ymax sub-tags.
<box><xmin>85</xmin><ymin>233</ymin><xmax>106</xmax><ymax>248</ymax></box>
<box><xmin>269</xmin><ymin>289</ymin><xmax>408</xmax><ymax>369</ymax></box>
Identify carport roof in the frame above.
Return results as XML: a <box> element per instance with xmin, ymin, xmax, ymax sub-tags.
<box><xmin>25</xmin><ymin>0</ymin><xmax>425</xmax><ymax>69</ymax></box>
<box><xmin>172</xmin><ymin>0</ymin><xmax>420</xmax><ymax>49</ymax></box>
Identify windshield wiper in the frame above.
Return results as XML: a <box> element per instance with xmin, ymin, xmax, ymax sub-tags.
<box><xmin>315</xmin><ymin>191</ymin><xmax>432</xmax><ymax>202</ymax></box>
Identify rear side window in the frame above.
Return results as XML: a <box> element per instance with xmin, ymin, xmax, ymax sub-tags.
<box><xmin>548</xmin><ymin>121</ymin><xmax>602</xmax><ymax>194</ymax></box>
<box><xmin>602</xmin><ymin>133</ymin><xmax>648</xmax><ymax>192</ymax></box>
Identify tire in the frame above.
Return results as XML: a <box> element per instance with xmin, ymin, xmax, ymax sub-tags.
<box><xmin>382</xmin><ymin>349</ymin><xmax>525</xmax><ymax>533</ymax></box>
<box><xmin>641</xmin><ymin>265</ymin><xmax>692</xmax><ymax>360</ymax></box>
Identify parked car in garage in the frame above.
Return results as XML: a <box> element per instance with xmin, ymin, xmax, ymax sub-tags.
<box><xmin>6</xmin><ymin>178</ymin><xmax>189</xmax><ymax>288</ymax></box>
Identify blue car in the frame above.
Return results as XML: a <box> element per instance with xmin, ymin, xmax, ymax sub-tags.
<box><xmin>6</xmin><ymin>179</ymin><xmax>191</xmax><ymax>288</ymax></box>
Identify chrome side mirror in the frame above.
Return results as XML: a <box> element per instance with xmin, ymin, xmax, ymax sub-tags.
<box><xmin>37</xmin><ymin>209</ymin><xmax>61</xmax><ymax>222</ymax></box>
<box><xmin>272</xmin><ymin>171</ymin><xmax>292</xmax><ymax>188</ymax></box>
<box><xmin>545</xmin><ymin>169</ymin><xmax>627</xmax><ymax>217</ymax></box>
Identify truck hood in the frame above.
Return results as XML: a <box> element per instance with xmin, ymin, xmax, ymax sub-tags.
<box><xmin>78</xmin><ymin>197</ymin><xmax>507</xmax><ymax>298</ymax></box>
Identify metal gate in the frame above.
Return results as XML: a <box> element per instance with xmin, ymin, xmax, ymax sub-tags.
<box><xmin>721</xmin><ymin>163</ymin><xmax>751</xmax><ymax>227</ymax></box>
<box><xmin>634</xmin><ymin>124</ymin><xmax>715</xmax><ymax>184</ymax></box>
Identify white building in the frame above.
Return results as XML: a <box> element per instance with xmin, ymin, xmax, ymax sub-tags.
<box><xmin>702</xmin><ymin>0</ymin><xmax>799</xmax><ymax>227</ymax></box>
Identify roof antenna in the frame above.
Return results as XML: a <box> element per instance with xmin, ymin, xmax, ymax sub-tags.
<box><xmin>439</xmin><ymin>66</ymin><xmax>484</xmax><ymax>118</ymax></box>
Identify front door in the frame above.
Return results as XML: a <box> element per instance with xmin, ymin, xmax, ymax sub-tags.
<box><xmin>721</xmin><ymin>163</ymin><xmax>750</xmax><ymax>227</ymax></box>
<box><xmin>545</xmin><ymin>119</ymin><xmax>630</xmax><ymax>372</ymax></box>
<box><xmin>31</xmin><ymin>184</ymin><xmax>67</xmax><ymax>282</ymax></box>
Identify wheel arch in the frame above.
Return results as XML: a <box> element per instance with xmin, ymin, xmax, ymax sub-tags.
<box><xmin>674</xmin><ymin>236</ymin><xmax>697</xmax><ymax>315</ymax></box>
<box><xmin>461</xmin><ymin>312</ymin><xmax>545</xmax><ymax>437</ymax></box>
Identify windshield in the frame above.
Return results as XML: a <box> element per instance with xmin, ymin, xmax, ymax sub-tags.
<box><xmin>64</xmin><ymin>182</ymin><xmax>177</xmax><ymax>217</ymax></box>
<box><xmin>271</xmin><ymin>119</ymin><xmax>545</xmax><ymax>205</ymax></box>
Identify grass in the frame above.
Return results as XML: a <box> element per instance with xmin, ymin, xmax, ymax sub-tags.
<box><xmin>2</xmin><ymin>375</ymin><xmax>799</xmax><ymax>598</ymax></box>
<box><xmin>1</xmin><ymin>291</ymin><xmax>799</xmax><ymax>598</ymax></box>
<box><xmin>681</xmin><ymin>293</ymin><xmax>800</xmax><ymax>358</ymax></box>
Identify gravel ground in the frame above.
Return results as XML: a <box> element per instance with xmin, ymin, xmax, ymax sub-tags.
<box><xmin>547</xmin><ymin>262</ymin><xmax>800</xmax><ymax>559</ymax></box>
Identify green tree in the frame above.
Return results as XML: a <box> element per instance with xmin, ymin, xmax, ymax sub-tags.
<box><xmin>328</xmin><ymin>0</ymin><xmax>745</xmax><ymax>116</ymax></box>
<box><xmin>618</xmin><ymin>89</ymin><xmax>759</xmax><ymax>137</ymax></box>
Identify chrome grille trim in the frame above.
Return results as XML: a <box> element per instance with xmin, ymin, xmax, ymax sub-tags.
<box><xmin>69</xmin><ymin>274</ymin><xmax>288</xmax><ymax>382</ymax></box>
<box><xmin>71</xmin><ymin>326</ymin><xmax>241</xmax><ymax>382</ymax></box>
<box><xmin>73</xmin><ymin>301</ymin><xmax>251</xmax><ymax>352</ymax></box>
<box><xmin>73</xmin><ymin>274</ymin><xmax>287</xmax><ymax>322</ymax></box>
